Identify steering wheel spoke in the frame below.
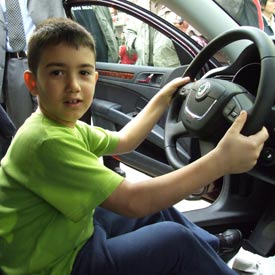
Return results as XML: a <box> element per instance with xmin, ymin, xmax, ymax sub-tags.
<box><xmin>168</xmin><ymin>120</ymin><xmax>188</xmax><ymax>138</ymax></box>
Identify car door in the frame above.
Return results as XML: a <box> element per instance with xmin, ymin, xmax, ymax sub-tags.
<box><xmin>64</xmin><ymin>0</ymin><xmax>220</xmax><ymax>178</ymax></box>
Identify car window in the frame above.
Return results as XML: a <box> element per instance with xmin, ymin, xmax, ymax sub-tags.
<box><xmin>123</xmin><ymin>13</ymin><xmax>183</xmax><ymax>67</ymax></box>
<box><xmin>71</xmin><ymin>5</ymin><xmax>210</xmax><ymax>67</ymax></box>
<box><xmin>71</xmin><ymin>6</ymin><xmax>120</xmax><ymax>63</ymax></box>
<box><xmin>127</xmin><ymin>0</ymin><xmax>210</xmax><ymax>45</ymax></box>
<box><xmin>123</xmin><ymin>1</ymin><xmax>228</xmax><ymax>65</ymax></box>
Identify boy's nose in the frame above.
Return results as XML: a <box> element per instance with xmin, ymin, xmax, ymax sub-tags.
<box><xmin>66</xmin><ymin>75</ymin><xmax>80</xmax><ymax>93</ymax></box>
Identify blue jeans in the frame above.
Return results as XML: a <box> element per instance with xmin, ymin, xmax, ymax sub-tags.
<box><xmin>71</xmin><ymin>207</ymin><xmax>237</xmax><ymax>275</ymax></box>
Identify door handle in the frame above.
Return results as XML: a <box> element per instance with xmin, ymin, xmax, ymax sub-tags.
<box><xmin>137</xmin><ymin>73</ymin><xmax>154</xmax><ymax>84</ymax></box>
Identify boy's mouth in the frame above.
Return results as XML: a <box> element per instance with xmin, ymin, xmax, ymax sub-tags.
<box><xmin>65</xmin><ymin>99</ymin><xmax>81</xmax><ymax>104</ymax></box>
<box><xmin>64</xmin><ymin>99</ymin><xmax>82</xmax><ymax>105</ymax></box>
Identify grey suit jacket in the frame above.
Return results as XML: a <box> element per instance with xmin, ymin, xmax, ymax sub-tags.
<box><xmin>0</xmin><ymin>0</ymin><xmax>66</xmax><ymax>101</ymax></box>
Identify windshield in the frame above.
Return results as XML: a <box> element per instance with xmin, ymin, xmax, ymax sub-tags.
<box><xmin>214</xmin><ymin>0</ymin><xmax>275</xmax><ymax>36</ymax></box>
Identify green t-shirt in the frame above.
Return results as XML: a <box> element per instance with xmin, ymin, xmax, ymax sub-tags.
<box><xmin>0</xmin><ymin>113</ymin><xmax>123</xmax><ymax>275</ymax></box>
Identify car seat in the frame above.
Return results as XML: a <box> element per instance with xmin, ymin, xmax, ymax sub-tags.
<box><xmin>0</xmin><ymin>104</ymin><xmax>16</xmax><ymax>160</ymax></box>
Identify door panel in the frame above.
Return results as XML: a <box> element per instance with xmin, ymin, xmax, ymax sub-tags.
<box><xmin>92</xmin><ymin>63</ymin><xmax>188</xmax><ymax>176</ymax></box>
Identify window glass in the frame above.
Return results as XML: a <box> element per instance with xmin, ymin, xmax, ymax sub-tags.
<box><xmin>123</xmin><ymin>14</ymin><xmax>182</xmax><ymax>67</ymax></box>
<box><xmin>71</xmin><ymin>6</ymin><xmax>120</xmax><ymax>63</ymax></box>
<box><xmin>71</xmin><ymin>4</ymin><xmax>229</xmax><ymax>67</ymax></box>
<box><xmin>71</xmin><ymin>5</ymin><xmax>192</xmax><ymax>67</ymax></box>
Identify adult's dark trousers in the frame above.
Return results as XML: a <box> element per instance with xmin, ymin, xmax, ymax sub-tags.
<box><xmin>71</xmin><ymin>207</ymin><xmax>237</xmax><ymax>275</ymax></box>
<box><xmin>0</xmin><ymin>104</ymin><xmax>16</xmax><ymax>158</ymax></box>
<box><xmin>3</xmin><ymin>57</ymin><xmax>36</xmax><ymax>128</ymax></box>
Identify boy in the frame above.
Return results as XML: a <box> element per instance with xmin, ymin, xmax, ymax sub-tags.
<box><xmin>0</xmin><ymin>18</ymin><xmax>268</xmax><ymax>275</ymax></box>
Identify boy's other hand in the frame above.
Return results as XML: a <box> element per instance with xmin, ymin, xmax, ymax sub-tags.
<box><xmin>214</xmin><ymin>111</ymin><xmax>269</xmax><ymax>175</ymax></box>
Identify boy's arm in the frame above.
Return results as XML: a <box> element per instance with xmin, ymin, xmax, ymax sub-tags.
<box><xmin>101</xmin><ymin>111</ymin><xmax>269</xmax><ymax>218</ymax></box>
<box><xmin>113</xmin><ymin>77</ymin><xmax>190</xmax><ymax>154</ymax></box>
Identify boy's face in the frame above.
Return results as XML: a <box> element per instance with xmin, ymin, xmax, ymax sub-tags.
<box><xmin>25</xmin><ymin>43</ymin><xmax>97</xmax><ymax>127</ymax></box>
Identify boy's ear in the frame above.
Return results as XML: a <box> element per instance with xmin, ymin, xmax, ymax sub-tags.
<box><xmin>95</xmin><ymin>71</ymin><xmax>99</xmax><ymax>81</ymax></box>
<box><xmin>24</xmin><ymin>70</ymin><xmax>38</xmax><ymax>96</ymax></box>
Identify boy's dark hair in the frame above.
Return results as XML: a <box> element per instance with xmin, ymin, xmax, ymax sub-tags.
<box><xmin>27</xmin><ymin>17</ymin><xmax>96</xmax><ymax>75</ymax></box>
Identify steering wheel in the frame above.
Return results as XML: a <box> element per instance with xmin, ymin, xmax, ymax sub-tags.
<box><xmin>165</xmin><ymin>26</ymin><xmax>275</xmax><ymax>169</ymax></box>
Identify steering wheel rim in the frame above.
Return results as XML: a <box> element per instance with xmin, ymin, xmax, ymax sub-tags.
<box><xmin>165</xmin><ymin>26</ymin><xmax>275</xmax><ymax>169</ymax></box>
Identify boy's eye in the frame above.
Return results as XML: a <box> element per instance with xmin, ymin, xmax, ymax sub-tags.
<box><xmin>80</xmin><ymin>70</ymin><xmax>91</xmax><ymax>76</ymax></box>
<box><xmin>51</xmin><ymin>70</ymin><xmax>63</xmax><ymax>76</ymax></box>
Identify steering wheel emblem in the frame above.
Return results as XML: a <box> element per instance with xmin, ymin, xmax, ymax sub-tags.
<box><xmin>196</xmin><ymin>82</ymin><xmax>210</xmax><ymax>100</ymax></box>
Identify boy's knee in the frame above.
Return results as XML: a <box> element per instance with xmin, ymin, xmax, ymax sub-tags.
<box><xmin>156</xmin><ymin>221</ymin><xmax>195</xmax><ymax>243</ymax></box>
